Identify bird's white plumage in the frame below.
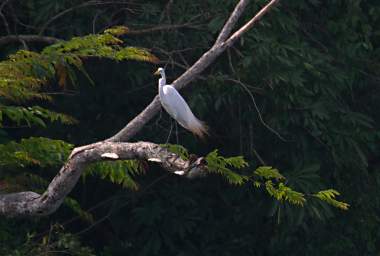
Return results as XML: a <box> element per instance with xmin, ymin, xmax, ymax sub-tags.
<box><xmin>155</xmin><ymin>67</ymin><xmax>208</xmax><ymax>138</ymax></box>
<box><xmin>161</xmin><ymin>85</ymin><xmax>194</xmax><ymax>128</ymax></box>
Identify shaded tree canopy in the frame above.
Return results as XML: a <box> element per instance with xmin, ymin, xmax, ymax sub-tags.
<box><xmin>0</xmin><ymin>0</ymin><xmax>379</xmax><ymax>255</ymax></box>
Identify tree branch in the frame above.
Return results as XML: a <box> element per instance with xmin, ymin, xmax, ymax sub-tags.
<box><xmin>0</xmin><ymin>35</ymin><xmax>61</xmax><ymax>47</ymax></box>
<box><xmin>127</xmin><ymin>23</ymin><xmax>202</xmax><ymax>35</ymax></box>
<box><xmin>0</xmin><ymin>23</ymin><xmax>197</xmax><ymax>47</ymax></box>
<box><xmin>223</xmin><ymin>0</ymin><xmax>279</xmax><ymax>47</ymax></box>
<box><xmin>214</xmin><ymin>0</ymin><xmax>250</xmax><ymax>45</ymax></box>
<box><xmin>39</xmin><ymin>1</ymin><xmax>132</xmax><ymax>35</ymax></box>
<box><xmin>0</xmin><ymin>141</ymin><xmax>206</xmax><ymax>217</ymax></box>
<box><xmin>108</xmin><ymin>0</ymin><xmax>279</xmax><ymax>142</ymax></box>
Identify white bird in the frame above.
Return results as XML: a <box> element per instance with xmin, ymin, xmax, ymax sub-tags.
<box><xmin>154</xmin><ymin>67</ymin><xmax>208</xmax><ymax>139</ymax></box>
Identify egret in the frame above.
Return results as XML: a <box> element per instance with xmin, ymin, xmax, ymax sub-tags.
<box><xmin>154</xmin><ymin>67</ymin><xmax>208</xmax><ymax>138</ymax></box>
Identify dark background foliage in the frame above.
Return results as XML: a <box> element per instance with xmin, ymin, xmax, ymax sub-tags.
<box><xmin>0</xmin><ymin>0</ymin><xmax>379</xmax><ymax>255</ymax></box>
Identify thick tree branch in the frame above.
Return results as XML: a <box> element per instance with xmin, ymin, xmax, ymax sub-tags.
<box><xmin>215</xmin><ymin>0</ymin><xmax>249</xmax><ymax>45</ymax></box>
<box><xmin>108</xmin><ymin>0</ymin><xmax>279</xmax><ymax>142</ymax></box>
<box><xmin>224</xmin><ymin>0</ymin><xmax>279</xmax><ymax>47</ymax></box>
<box><xmin>0</xmin><ymin>142</ymin><xmax>206</xmax><ymax>217</ymax></box>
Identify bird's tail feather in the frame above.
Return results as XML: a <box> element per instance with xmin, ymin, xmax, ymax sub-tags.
<box><xmin>188</xmin><ymin>117</ymin><xmax>209</xmax><ymax>139</ymax></box>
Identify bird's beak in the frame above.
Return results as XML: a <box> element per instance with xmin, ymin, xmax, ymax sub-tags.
<box><xmin>153</xmin><ymin>69</ymin><xmax>160</xmax><ymax>75</ymax></box>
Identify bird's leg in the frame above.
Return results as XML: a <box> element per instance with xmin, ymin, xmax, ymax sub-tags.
<box><xmin>175</xmin><ymin>121</ymin><xmax>179</xmax><ymax>144</ymax></box>
<box><xmin>165</xmin><ymin>118</ymin><xmax>173</xmax><ymax>144</ymax></box>
<box><xmin>155</xmin><ymin>107</ymin><xmax>163</xmax><ymax>127</ymax></box>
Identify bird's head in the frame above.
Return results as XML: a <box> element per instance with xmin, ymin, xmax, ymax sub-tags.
<box><xmin>153</xmin><ymin>67</ymin><xmax>165</xmax><ymax>76</ymax></box>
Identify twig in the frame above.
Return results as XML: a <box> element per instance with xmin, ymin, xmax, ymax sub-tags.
<box><xmin>226</xmin><ymin>78</ymin><xmax>265</xmax><ymax>95</ymax></box>
<box><xmin>253</xmin><ymin>149</ymin><xmax>266</xmax><ymax>165</ymax></box>
<box><xmin>0</xmin><ymin>10</ymin><xmax>10</xmax><ymax>35</ymax></box>
<box><xmin>92</xmin><ymin>10</ymin><xmax>104</xmax><ymax>34</ymax></box>
<box><xmin>227</xmin><ymin>49</ymin><xmax>236</xmax><ymax>74</ymax></box>
<box><xmin>127</xmin><ymin>23</ymin><xmax>202</xmax><ymax>35</ymax></box>
<box><xmin>159</xmin><ymin>0</ymin><xmax>174</xmax><ymax>23</ymax></box>
<box><xmin>0</xmin><ymin>0</ymin><xmax>10</xmax><ymax>10</ymax></box>
<box><xmin>38</xmin><ymin>1</ymin><xmax>139</xmax><ymax>35</ymax></box>
<box><xmin>233</xmin><ymin>78</ymin><xmax>287</xmax><ymax>141</ymax></box>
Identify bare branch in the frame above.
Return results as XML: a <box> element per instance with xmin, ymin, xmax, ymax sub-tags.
<box><xmin>0</xmin><ymin>141</ymin><xmax>206</xmax><ymax>217</ymax></box>
<box><xmin>127</xmin><ymin>23</ymin><xmax>202</xmax><ymax>35</ymax></box>
<box><xmin>0</xmin><ymin>23</ymin><xmax>197</xmax><ymax>48</ymax></box>
<box><xmin>224</xmin><ymin>0</ymin><xmax>279</xmax><ymax>47</ymax></box>
<box><xmin>159</xmin><ymin>0</ymin><xmax>174</xmax><ymax>22</ymax></box>
<box><xmin>0</xmin><ymin>0</ymin><xmax>11</xmax><ymax>33</ymax></box>
<box><xmin>215</xmin><ymin>0</ymin><xmax>250</xmax><ymax>45</ymax></box>
<box><xmin>0</xmin><ymin>35</ymin><xmax>61</xmax><ymax>47</ymax></box>
<box><xmin>0</xmin><ymin>10</ymin><xmax>11</xmax><ymax>35</ymax></box>
<box><xmin>232</xmin><ymin>78</ymin><xmax>287</xmax><ymax>141</ymax></box>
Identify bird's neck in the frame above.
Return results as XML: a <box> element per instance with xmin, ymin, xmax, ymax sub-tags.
<box><xmin>158</xmin><ymin>74</ymin><xmax>166</xmax><ymax>97</ymax></box>
<box><xmin>159</xmin><ymin>73</ymin><xmax>166</xmax><ymax>87</ymax></box>
<box><xmin>158</xmin><ymin>78</ymin><xmax>166</xmax><ymax>87</ymax></box>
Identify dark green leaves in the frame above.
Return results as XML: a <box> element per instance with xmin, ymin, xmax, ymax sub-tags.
<box><xmin>84</xmin><ymin>160</ymin><xmax>146</xmax><ymax>191</ymax></box>
<box><xmin>0</xmin><ymin>137</ymin><xmax>72</xmax><ymax>169</ymax></box>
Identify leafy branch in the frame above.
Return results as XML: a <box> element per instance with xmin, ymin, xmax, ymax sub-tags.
<box><xmin>163</xmin><ymin>144</ymin><xmax>349</xmax><ymax>210</ymax></box>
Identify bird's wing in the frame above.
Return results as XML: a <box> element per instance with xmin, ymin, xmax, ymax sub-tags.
<box><xmin>160</xmin><ymin>85</ymin><xmax>194</xmax><ymax>128</ymax></box>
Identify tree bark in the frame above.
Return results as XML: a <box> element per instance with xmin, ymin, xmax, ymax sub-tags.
<box><xmin>0</xmin><ymin>142</ymin><xmax>206</xmax><ymax>217</ymax></box>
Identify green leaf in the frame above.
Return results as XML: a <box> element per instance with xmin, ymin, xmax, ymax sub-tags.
<box><xmin>314</xmin><ymin>189</ymin><xmax>350</xmax><ymax>210</ymax></box>
<box><xmin>254</xmin><ymin>166</ymin><xmax>285</xmax><ymax>180</ymax></box>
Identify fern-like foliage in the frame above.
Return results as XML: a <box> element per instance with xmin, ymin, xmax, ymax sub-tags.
<box><xmin>160</xmin><ymin>143</ymin><xmax>190</xmax><ymax>160</ymax></box>
<box><xmin>43</xmin><ymin>34</ymin><xmax>159</xmax><ymax>64</ymax></box>
<box><xmin>254</xmin><ymin>166</ymin><xmax>285</xmax><ymax>180</ymax></box>
<box><xmin>0</xmin><ymin>137</ymin><xmax>71</xmax><ymax>188</ymax></box>
<box><xmin>0</xmin><ymin>26</ymin><xmax>158</xmax><ymax>130</ymax></box>
<box><xmin>0</xmin><ymin>27</ymin><xmax>160</xmax><ymax>223</ymax></box>
<box><xmin>84</xmin><ymin>160</ymin><xmax>146</xmax><ymax>191</ymax></box>
<box><xmin>0</xmin><ymin>137</ymin><xmax>72</xmax><ymax>171</ymax></box>
<box><xmin>0</xmin><ymin>137</ymin><xmax>72</xmax><ymax>200</ymax></box>
<box><xmin>265</xmin><ymin>181</ymin><xmax>306</xmax><ymax>206</ymax></box>
<box><xmin>205</xmin><ymin>149</ymin><xmax>248</xmax><ymax>185</ymax></box>
<box><xmin>1</xmin><ymin>25</ymin><xmax>158</xmax><ymax>103</ymax></box>
<box><xmin>104</xmin><ymin>25</ymin><xmax>130</xmax><ymax>36</ymax></box>
<box><xmin>0</xmin><ymin>50</ymin><xmax>54</xmax><ymax>102</ymax></box>
<box><xmin>314</xmin><ymin>189</ymin><xmax>350</xmax><ymax>210</ymax></box>
<box><xmin>0</xmin><ymin>105</ymin><xmax>76</xmax><ymax>128</ymax></box>
<box><xmin>200</xmin><ymin>149</ymin><xmax>349</xmax><ymax>210</ymax></box>
<box><xmin>7</xmin><ymin>225</ymin><xmax>96</xmax><ymax>256</ymax></box>
<box><xmin>0</xmin><ymin>137</ymin><xmax>92</xmax><ymax>221</ymax></box>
